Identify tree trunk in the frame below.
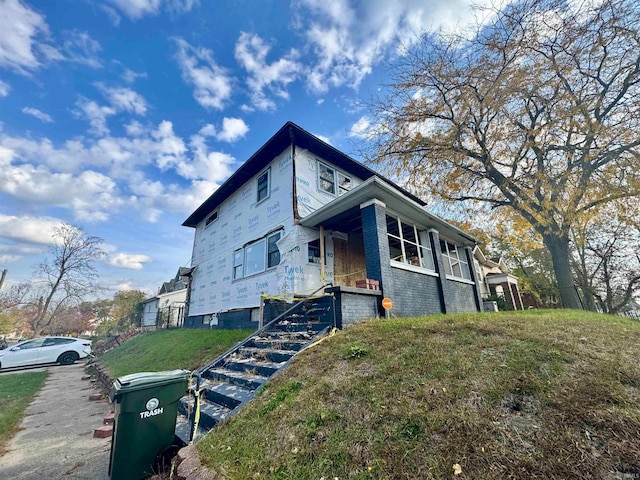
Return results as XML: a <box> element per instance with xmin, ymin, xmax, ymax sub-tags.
<box><xmin>542</xmin><ymin>233</ymin><xmax>583</xmax><ymax>309</ymax></box>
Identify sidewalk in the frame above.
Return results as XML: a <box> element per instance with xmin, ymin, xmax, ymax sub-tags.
<box><xmin>0</xmin><ymin>362</ymin><xmax>112</xmax><ymax>479</ymax></box>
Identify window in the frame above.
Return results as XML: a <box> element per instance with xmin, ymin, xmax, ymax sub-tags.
<box><xmin>233</xmin><ymin>230</ymin><xmax>282</xmax><ymax>280</ymax></box>
<box><xmin>318</xmin><ymin>162</ymin><xmax>335</xmax><ymax>195</ymax></box>
<box><xmin>16</xmin><ymin>339</ymin><xmax>45</xmax><ymax>350</ymax></box>
<box><xmin>267</xmin><ymin>232</ymin><xmax>281</xmax><ymax>268</ymax></box>
<box><xmin>233</xmin><ymin>249</ymin><xmax>244</xmax><ymax>280</ymax></box>
<box><xmin>440</xmin><ymin>240</ymin><xmax>471</xmax><ymax>280</ymax></box>
<box><xmin>386</xmin><ymin>214</ymin><xmax>435</xmax><ymax>271</ymax></box>
<box><xmin>337</xmin><ymin>172</ymin><xmax>352</xmax><ymax>196</ymax></box>
<box><xmin>308</xmin><ymin>239</ymin><xmax>321</xmax><ymax>264</ymax></box>
<box><xmin>257</xmin><ymin>169</ymin><xmax>270</xmax><ymax>203</ymax></box>
<box><xmin>317</xmin><ymin>161</ymin><xmax>352</xmax><ymax>197</ymax></box>
<box><xmin>245</xmin><ymin>239</ymin><xmax>266</xmax><ymax>276</ymax></box>
<box><xmin>205</xmin><ymin>209</ymin><xmax>218</xmax><ymax>227</ymax></box>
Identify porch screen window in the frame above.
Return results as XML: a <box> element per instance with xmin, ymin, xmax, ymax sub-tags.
<box><xmin>386</xmin><ymin>214</ymin><xmax>435</xmax><ymax>271</ymax></box>
<box><xmin>318</xmin><ymin>162</ymin><xmax>336</xmax><ymax>195</ymax></box>
<box><xmin>257</xmin><ymin>169</ymin><xmax>270</xmax><ymax>203</ymax></box>
<box><xmin>440</xmin><ymin>240</ymin><xmax>471</xmax><ymax>280</ymax></box>
<box><xmin>233</xmin><ymin>230</ymin><xmax>283</xmax><ymax>280</ymax></box>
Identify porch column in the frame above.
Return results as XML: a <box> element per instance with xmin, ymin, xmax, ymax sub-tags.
<box><xmin>428</xmin><ymin>229</ymin><xmax>452</xmax><ymax>313</ymax></box>
<box><xmin>464</xmin><ymin>246</ymin><xmax>483</xmax><ymax>312</ymax></box>
<box><xmin>360</xmin><ymin>199</ymin><xmax>394</xmax><ymax>302</ymax></box>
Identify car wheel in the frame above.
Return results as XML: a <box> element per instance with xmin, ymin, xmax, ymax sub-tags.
<box><xmin>57</xmin><ymin>351</ymin><xmax>79</xmax><ymax>365</ymax></box>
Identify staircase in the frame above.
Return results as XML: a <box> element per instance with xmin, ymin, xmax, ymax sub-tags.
<box><xmin>175</xmin><ymin>291</ymin><xmax>335</xmax><ymax>445</ymax></box>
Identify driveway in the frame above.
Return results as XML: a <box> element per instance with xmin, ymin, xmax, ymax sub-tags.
<box><xmin>0</xmin><ymin>362</ymin><xmax>112</xmax><ymax>479</ymax></box>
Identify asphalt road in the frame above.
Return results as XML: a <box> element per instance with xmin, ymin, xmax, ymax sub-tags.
<box><xmin>0</xmin><ymin>362</ymin><xmax>112</xmax><ymax>479</ymax></box>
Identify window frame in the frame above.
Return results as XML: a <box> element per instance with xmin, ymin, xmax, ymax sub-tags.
<box><xmin>205</xmin><ymin>209</ymin><xmax>219</xmax><ymax>227</ymax></box>
<box><xmin>317</xmin><ymin>161</ymin><xmax>336</xmax><ymax>195</ymax></box>
<box><xmin>316</xmin><ymin>160</ymin><xmax>353</xmax><ymax>197</ymax></box>
<box><xmin>337</xmin><ymin>172</ymin><xmax>352</xmax><ymax>196</ymax></box>
<box><xmin>233</xmin><ymin>229</ymin><xmax>283</xmax><ymax>280</ymax></box>
<box><xmin>256</xmin><ymin>168</ymin><xmax>271</xmax><ymax>204</ymax></box>
<box><xmin>440</xmin><ymin>240</ymin><xmax>472</xmax><ymax>281</ymax></box>
<box><xmin>386</xmin><ymin>214</ymin><xmax>435</xmax><ymax>272</ymax></box>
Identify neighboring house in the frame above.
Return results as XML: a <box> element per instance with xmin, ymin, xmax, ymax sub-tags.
<box><xmin>141</xmin><ymin>268</ymin><xmax>190</xmax><ymax>328</ymax></box>
<box><xmin>182</xmin><ymin>122</ymin><xmax>483</xmax><ymax>329</ymax></box>
<box><xmin>473</xmin><ymin>246</ymin><xmax>524</xmax><ymax>310</ymax></box>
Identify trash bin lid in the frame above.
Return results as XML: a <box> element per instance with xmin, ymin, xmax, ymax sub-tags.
<box><xmin>112</xmin><ymin>369</ymin><xmax>190</xmax><ymax>394</ymax></box>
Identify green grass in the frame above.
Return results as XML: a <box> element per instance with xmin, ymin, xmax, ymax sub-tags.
<box><xmin>0</xmin><ymin>371</ymin><xmax>48</xmax><ymax>454</ymax></box>
<box><xmin>196</xmin><ymin>310</ymin><xmax>640</xmax><ymax>479</ymax></box>
<box><xmin>100</xmin><ymin>328</ymin><xmax>253</xmax><ymax>378</ymax></box>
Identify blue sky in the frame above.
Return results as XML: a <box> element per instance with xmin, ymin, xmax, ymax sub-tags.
<box><xmin>0</xmin><ymin>0</ymin><xmax>485</xmax><ymax>297</ymax></box>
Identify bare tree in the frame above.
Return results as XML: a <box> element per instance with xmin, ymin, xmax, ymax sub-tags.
<box><xmin>368</xmin><ymin>0</ymin><xmax>640</xmax><ymax>308</ymax></box>
<box><xmin>28</xmin><ymin>224</ymin><xmax>105</xmax><ymax>336</ymax></box>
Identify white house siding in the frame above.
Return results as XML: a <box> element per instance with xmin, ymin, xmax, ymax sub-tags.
<box><xmin>157</xmin><ymin>289</ymin><xmax>187</xmax><ymax>326</ymax></box>
<box><xmin>188</xmin><ymin>148</ymin><xmax>295</xmax><ymax>316</ymax></box>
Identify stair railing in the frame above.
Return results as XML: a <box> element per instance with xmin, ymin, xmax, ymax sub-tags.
<box><xmin>194</xmin><ymin>283</ymin><xmax>333</xmax><ymax>376</ymax></box>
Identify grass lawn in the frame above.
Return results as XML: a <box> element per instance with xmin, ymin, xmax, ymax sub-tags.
<box><xmin>0</xmin><ymin>371</ymin><xmax>48</xmax><ymax>455</ymax></box>
<box><xmin>99</xmin><ymin>328</ymin><xmax>254</xmax><ymax>378</ymax></box>
<box><xmin>196</xmin><ymin>310</ymin><xmax>640</xmax><ymax>479</ymax></box>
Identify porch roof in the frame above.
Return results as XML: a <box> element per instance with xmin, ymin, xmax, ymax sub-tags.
<box><xmin>299</xmin><ymin>176</ymin><xmax>477</xmax><ymax>246</ymax></box>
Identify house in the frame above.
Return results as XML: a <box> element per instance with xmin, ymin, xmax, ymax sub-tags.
<box><xmin>473</xmin><ymin>246</ymin><xmax>524</xmax><ymax>310</ymax></box>
<box><xmin>141</xmin><ymin>268</ymin><xmax>190</xmax><ymax>328</ymax></box>
<box><xmin>182</xmin><ymin>122</ymin><xmax>483</xmax><ymax>329</ymax></box>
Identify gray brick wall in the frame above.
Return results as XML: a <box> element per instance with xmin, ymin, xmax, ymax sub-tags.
<box><xmin>445</xmin><ymin>280</ymin><xmax>479</xmax><ymax>313</ymax></box>
<box><xmin>389</xmin><ymin>268</ymin><xmax>443</xmax><ymax>317</ymax></box>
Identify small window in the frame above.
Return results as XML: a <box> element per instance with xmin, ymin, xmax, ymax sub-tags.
<box><xmin>318</xmin><ymin>162</ymin><xmax>335</xmax><ymax>195</ymax></box>
<box><xmin>267</xmin><ymin>232</ymin><xmax>281</xmax><ymax>268</ymax></box>
<box><xmin>308</xmin><ymin>239</ymin><xmax>321</xmax><ymax>264</ymax></box>
<box><xmin>338</xmin><ymin>172</ymin><xmax>352</xmax><ymax>195</ymax></box>
<box><xmin>233</xmin><ymin>249</ymin><xmax>244</xmax><ymax>280</ymax></box>
<box><xmin>257</xmin><ymin>170</ymin><xmax>270</xmax><ymax>203</ymax></box>
<box><xmin>440</xmin><ymin>240</ymin><xmax>471</xmax><ymax>280</ymax></box>
<box><xmin>205</xmin><ymin>210</ymin><xmax>218</xmax><ymax>227</ymax></box>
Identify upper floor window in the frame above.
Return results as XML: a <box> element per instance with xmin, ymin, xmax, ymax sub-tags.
<box><xmin>317</xmin><ymin>161</ymin><xmax>352</xmax><ymax>197</ymax></box>
<box><xmin>257</xmin><ymin>169</ymin><xmax>270</xmax><ymax>203</ymax></box>
<box><xmin>205</xmin><ymin>209</ymin><xmax>218</xmax><ymax>227</ymax></box>
<box><xmin>440</xmin><ymin>240</ymin><xmax>471</xmax><ymax>280</ymax></box>
<box><xmin>386</xmin><ymin>215</ymin><xmax>435</xmax><ymax>271</ymax></box>
<box><xmin>233</xmin><ymin>230</ymin><xmax>282</xmax><ymax>280</ymax></box>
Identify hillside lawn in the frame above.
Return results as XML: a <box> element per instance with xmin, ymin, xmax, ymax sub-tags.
<box><xmin>0</xmin><ymin>371</ymin><xmax>48</xmax><ymax>455</ymax></box>
<box><xmin>193</xmin><ymin>310</ymin><xmax>640</xmax><ymax>479</ymax></box>
<box><xmin>99</xmin><ymin>328</ymin><xmax>253</xmax><ymax>378</ymax></box>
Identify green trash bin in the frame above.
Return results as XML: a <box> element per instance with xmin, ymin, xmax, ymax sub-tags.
<box><xmin>108</xmin><ymin>369</ymin><xmax>190</xmax><ymax>480</ymax></box>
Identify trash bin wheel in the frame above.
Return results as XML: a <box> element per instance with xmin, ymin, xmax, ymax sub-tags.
<box><xmin>57</xmin><ymin>351</ymin><xmax>79</xmax><ymax>365</ymax></box>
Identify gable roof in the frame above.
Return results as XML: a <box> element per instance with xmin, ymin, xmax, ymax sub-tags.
<box><xmin>182</xmin><ymin>121</ymin><xmax>425</xmax><ymax>228</ymax></box>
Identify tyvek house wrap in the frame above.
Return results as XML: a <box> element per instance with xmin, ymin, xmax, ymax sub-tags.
<box><xmin>188</xmin><ymin>145</ymin><xmax>365</xmax><ymax>317</ymax></box>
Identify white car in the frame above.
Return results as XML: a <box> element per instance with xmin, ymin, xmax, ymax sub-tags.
<box><xmin>0</xmin><ymin>337</ymin><xmax>92</xmax><ymax>369</ymax></box>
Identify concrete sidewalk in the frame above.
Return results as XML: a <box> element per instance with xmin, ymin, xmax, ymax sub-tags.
<box><xmin>0</xmin><ymin>362</ymin><xmax>112</xmax><ymax>479</ymax></box>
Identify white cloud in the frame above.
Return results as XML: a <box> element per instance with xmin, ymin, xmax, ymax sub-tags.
<box><xmin>122</xmin><ymin>68</ymin><xmax>147</xmax><ymax>84</ymax></box>
<box><xmin>74</xmin><ymin>97</ymin><xmax>116</xmax><ymax>136</ymax></box>
<box><xmin>0</xmin><ymin>0</ymin><xmax>59</xmax><ymax>74</ymax></box>
<box><xmin>0</xmin><ymin>254</ymin><xmax>21</xmax><ymax>263</ymax></box>
<box><xmin>348</xmin><ymin>116</ymin><xmax>371</xmax><ymax>138</ymax></box>
<box><xmin>125</xmin><ymin>120</ymin><xmax>146</xmax><ymax>136</ymax></box>
<box><xmin>0</xmin><ymin>214</ymin><xmax>64</xmax><ymax>244</ymax></box>
<box><xmin>174</xmin><ymin>38</ymin><xmax>232</xmax><ymax>110</ymax></box>
<box><xmin>234</xmin><ymin>32</ymin><xmax>302</xmax><ymax>111</ymax></box>
<box><xmin>294</xmin><ymin>0</ymin><xmax>494</xmax><ymax>93</ymax></box>
<box><xmin>0</xmin><ymin>79</ymin><xmax>9</xmax><ymax>96</ymax></box>
<box><xmin>62</xmin><ymin>30</ymin><xmax>102</xmax><ymax>68</ymax></box>
<box><xmin>109</xmin><ymin>0</ymin><xmax>198</xmax><ymax>19</ymax></box>
<box><xmin>98</xmin><ymin>85</ymin><xmax>148</xmax><ymax>115</ymax></box>
<box><xmin>216</xmin><ymin>117</ymin><xmax>249</xmax><ymax>142</ymax></box>
<box><xmin>109</xmin><ymin>252</ymin><xmax>152</xmax><ymax>270</ymax></box>
<box><xmin>22</xmin><ymin>106</ymin><xmax>53</xmax><ymax>123</ymax></box>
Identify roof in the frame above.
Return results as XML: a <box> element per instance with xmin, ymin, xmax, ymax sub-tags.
<box><xmin>182</xmin><ymin>121</ymin><xmax>425</xmax><ymax>228</ymax></box>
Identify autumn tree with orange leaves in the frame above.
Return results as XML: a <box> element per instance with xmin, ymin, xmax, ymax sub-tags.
<box><xmin>369</xmin><ymin>0</ymin><xmax>640</xmax><ymax>309</ymax></box>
